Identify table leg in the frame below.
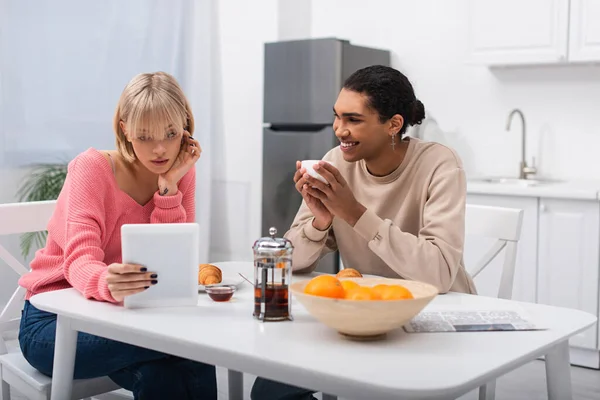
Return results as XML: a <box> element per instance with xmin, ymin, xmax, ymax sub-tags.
<box><xmin>478</xmin><ymin>380</ymin><xmax>496</xmax><ymax>400</ymax></box>
<box><xmin>2</xmin><ymin>378</ymin><xmax>10</xmax><ymax>400</ymax></box>
<box><xmin>227</xmin><ymin>369</ymin><xmax>243</xmax><ymax>400</ymax></box>
<box><xmin>545</xmin><ymin>340</ymin><xmax>573</xmax><ymax>400</ymax></box>
<box><xmin>50</xmin><ymin>315</ymin><xmax>77</xmax><ymax>400</ymax></box>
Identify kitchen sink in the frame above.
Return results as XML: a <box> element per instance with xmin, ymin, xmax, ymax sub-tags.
<box><xmin>470</xmin><ymin>177</ymin><xmax>563</xmax><ymax>187</ymax></box>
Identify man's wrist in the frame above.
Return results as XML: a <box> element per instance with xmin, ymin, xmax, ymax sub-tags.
<box><xmin>312</xmin><ymin>218</ymin><xmax>332</xmax><ymax>231</ymax></box>
<box><xmin>345</xmin><ymin>203</ymin><xmax>367</xmax><ymax>227</ymax></box>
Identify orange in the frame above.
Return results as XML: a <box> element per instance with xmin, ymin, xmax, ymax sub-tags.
<box><xmin>340</xmin><ymin>280</ymin><xmax>360</xmax><ymax>292</ymax></box>
<box><xmin>371</xmin><ymin>284</ymin><xmax>389</xmax><ymax>300</ymax></box>
<box><xmin>304</xmin><ymin>275</ymin><xmax>345</xmax><ymax>299</ymax></box>
<box><xmin>379</xmin><ymin>284</ymin><xmax>414</xmax><ymax>300</ymax></box>
<box><xmin>344</xmin><ymin>286</ymin><xmax>375</xmax><ymax>300</ymax></box>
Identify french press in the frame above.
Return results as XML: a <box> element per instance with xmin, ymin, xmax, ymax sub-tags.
<box><xmin>252</xmin><ymin>227</ymin><xmax>293</xmax><ymax>321</ymax></box>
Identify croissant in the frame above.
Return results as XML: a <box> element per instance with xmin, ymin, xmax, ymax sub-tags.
<box><xmin>336</xmin><ymin>268</ymin><xmax>362</xmax><ymax>278</ymax></box>
<box><xmin>198</xmin><ymin>264</ymin><xmax>222</xmax><ymax>285</ymax></box>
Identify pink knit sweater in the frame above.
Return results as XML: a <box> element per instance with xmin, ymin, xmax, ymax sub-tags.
<box><xmin>18</xmin><ymin>148</ymin><xmax>196</xmax><ymax>303</ymax></box>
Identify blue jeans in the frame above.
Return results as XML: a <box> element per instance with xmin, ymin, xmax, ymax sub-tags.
<box><xmin>18</xmin><ymin>300</ymin><xmax>217</xmax><ymax>400</ymax></box>
<box><xmin>251</xmin><ymin>377</ymin><xmax>317</xmax><ymax>400</ymax></box>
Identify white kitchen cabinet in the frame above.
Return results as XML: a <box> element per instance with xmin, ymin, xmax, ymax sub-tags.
<box><xmin>467</xmin><ymin>0</ymin><xmax>570</xmax><ymax>66</ymax></box>
<box><xmin>568</xmin><ymin>0</ymin><xmax>600</xmax><ymax>62</ymax></box>
<box><xmin>537</xmin><ymin>198</ymin><xmax>599</xmax><ymax>349</ymax></box>
<box><xmin>465</xmin><ymin>194</ymin><xmax>539</xmax><ymax>303</ymax></box>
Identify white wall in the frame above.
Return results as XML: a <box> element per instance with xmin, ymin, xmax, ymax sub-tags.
<box><xmin>208</xmin><ymin>0</ymin><xmax>278</xmax><ymax>262</ymax></box>
<box><xmin>309</xmin><ymin>0</ymin><xmax>600</xmax><ymax>181</ymax></box>
<box><xmin>277</xmin><ymin>0</ymin><xmax>311</xmax><ymax>40</ymax></box>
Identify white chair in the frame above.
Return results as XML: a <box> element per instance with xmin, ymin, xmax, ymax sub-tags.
<box><xmin>465</xmin><ymin>204</ymin><xmax>524</xmax><ymax>300</ymax></box>
<box><xmin>0</xmin><ymin>200</ymin><xmax>125</xmax><ymax>400</ymax></box>
<box><xmin>465</xmin><ymin>204</ymin><xmax>524</xmax><ymax>400</ymax></box>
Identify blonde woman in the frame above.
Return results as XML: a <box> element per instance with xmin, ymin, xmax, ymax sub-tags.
<box><xmin>17</xmin><ymin>72</ymin><xmax>215</xmax><ymax>399</ymax></box>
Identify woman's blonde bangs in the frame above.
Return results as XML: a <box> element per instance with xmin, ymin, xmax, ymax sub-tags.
<box><xmin>127</xmin><ymin>91</ymin><xmax>188</xmax><ymax>140</ymax></box>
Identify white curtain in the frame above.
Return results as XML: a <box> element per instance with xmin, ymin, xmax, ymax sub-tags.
<box><xmin>0</xmin><ymin>0</ymin><xmax>215</xmax><ymax>262</ymax></box>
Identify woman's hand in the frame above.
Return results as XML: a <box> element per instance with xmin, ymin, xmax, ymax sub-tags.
<box><xmin>303</xmin><ymin>161</ymin><xmax>366</xmax><ymax>227</ymax></box>
<box><xmin>106</xmin><ymin>263</ymin><xmax>158</xmax><ymax>302</ymax></box>
<box><xmin>294</xmin><ymin>161</ymin><xmax>333</xmax><ymax>231</ymax></box>
<box><xmin>158</xmin><ymin>131</ymin><xmax>201</xmax><ymax>196</ymax></box>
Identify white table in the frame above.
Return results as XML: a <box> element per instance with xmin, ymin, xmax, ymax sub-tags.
<box><xmin>31</xmin><ymin>263</ymin><xmax>596</xmax><ymax>400</ymax></box>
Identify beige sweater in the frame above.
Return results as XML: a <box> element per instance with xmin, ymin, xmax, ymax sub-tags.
<box><xmin>286</xmin><ymin>138</ymin><xmax>476</xmax><ymax>294</ymax></box>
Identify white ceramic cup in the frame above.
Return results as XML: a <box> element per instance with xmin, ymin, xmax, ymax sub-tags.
<box><xmin>301</xmin><ymin>160</ymin><xmax>333</xmax><ymax>185</ymax></box>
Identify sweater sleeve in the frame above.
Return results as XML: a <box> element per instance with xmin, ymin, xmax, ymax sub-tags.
<box><xmin>151</xmin><ymin>167</ymin><xmax>196</xmax><ymax>223</ymax></box>
<box><xmin>285</xmin><ymin>201</ymin><xmax>338</xmax><ymax>273</ymax></box>
<box><xmin>352</xmin><ymin>167</ymin><xmax>466</xmax><ymax>293</ymax></box>
<box><xmin>62</xmin><ymin>156</ymin><xmax>116</xmax><ymax>303</ymax></box>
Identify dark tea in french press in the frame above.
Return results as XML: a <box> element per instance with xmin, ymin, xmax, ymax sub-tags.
<box><xmin>252</xmin><ymin>227</ymin><xmax>293</xmax><ymax>321</ymax></box>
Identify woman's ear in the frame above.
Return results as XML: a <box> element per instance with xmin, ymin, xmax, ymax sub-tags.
<box><xmin>389</xmin><ymin>114</ymin><xmax>404</xmax><ymax>137</ymax></box>
<box><xmin>119</xmin><ymin>121</ymin><xmax>131</xmax><ymax>142</ymax></box>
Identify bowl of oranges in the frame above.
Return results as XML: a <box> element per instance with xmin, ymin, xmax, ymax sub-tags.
<box><xmin>290</xmin><ymin>269</ymin><xmax>438</xmax><ymax>340</ymax></box>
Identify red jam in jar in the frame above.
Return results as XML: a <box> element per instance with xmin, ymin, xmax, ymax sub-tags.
<box><xmin>206</xmin><ymin>286</ymin><xmax>235</xmax><ymax>302</ymax></box>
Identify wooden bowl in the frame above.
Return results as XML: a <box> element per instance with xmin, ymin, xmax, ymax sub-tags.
<box><xmin>290</xmin><ymin>277</ymin><xmax>438</xmax><ymax>340</ymax></box>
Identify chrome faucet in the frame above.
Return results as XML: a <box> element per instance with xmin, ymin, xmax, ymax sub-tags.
<box><xmin>506</xmin><ymin>108</ymin><xmax>537</xmax><ymax>180</ymax></box>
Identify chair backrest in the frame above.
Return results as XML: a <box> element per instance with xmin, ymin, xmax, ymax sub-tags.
<box><xmin>465</xmin><ymin>204</ymin><xmax>524</xmax><ymax>300</ymax></box>
<box><xmin>0</xmin><ymin>200</ymin><xmax>56</xmax><ymax>354</ymax></box>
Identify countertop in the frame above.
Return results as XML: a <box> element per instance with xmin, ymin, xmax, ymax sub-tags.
<box><xmin>466</xmin><ymin>178</ymin><xmax>600</xmax><ymax>201</ymax></box>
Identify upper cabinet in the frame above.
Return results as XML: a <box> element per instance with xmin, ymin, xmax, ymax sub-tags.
<box><xmin>467</xmin><ymin>0</ymin><xmax>600</xmax><ymax>66</ymax></box>
<box><xmin>569</xmin><ymin>0</ymin><xmax>600</xmax><ymax>62</ymax></box>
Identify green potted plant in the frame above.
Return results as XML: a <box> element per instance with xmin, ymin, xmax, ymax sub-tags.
<box><xmin>17</xmin><ymin>163</ymin><xmax>67</xmax><ymax>258</ymax></box>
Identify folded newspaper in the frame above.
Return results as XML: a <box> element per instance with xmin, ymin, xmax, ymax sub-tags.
<box><xmin>404</xmin><ymin>308</ymin><xmax>546</xmax><ymax>333</ymax></box>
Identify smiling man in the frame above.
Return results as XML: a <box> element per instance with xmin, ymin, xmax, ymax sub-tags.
<box><xmin>286</xmin><ymin>64</ymin><xmax>476</xmax><ymax>295</ymax></box>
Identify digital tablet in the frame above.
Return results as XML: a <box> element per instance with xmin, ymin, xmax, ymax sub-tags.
<box><xmin>121</xmin><ymin>223</ymin><xmax>199</xmax><ymax>309</ymax></box>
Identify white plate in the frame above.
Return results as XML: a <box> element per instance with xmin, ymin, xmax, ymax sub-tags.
<box><xmin>197</xmin><ymin>261</ymin><xmax>252</xmax><ymax>292</ymax></box>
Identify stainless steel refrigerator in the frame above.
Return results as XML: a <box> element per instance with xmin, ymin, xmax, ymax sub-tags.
<box><xmin>261</xmin><ymin>38</ymin><xmax>390</xmax><ymax>274</ymax></box>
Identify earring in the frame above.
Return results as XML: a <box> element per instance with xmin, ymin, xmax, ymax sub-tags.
<box><xmin>391</xmin><ymin>134</ymin><xmax>396</xmax><ymax>151</ymax></box>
